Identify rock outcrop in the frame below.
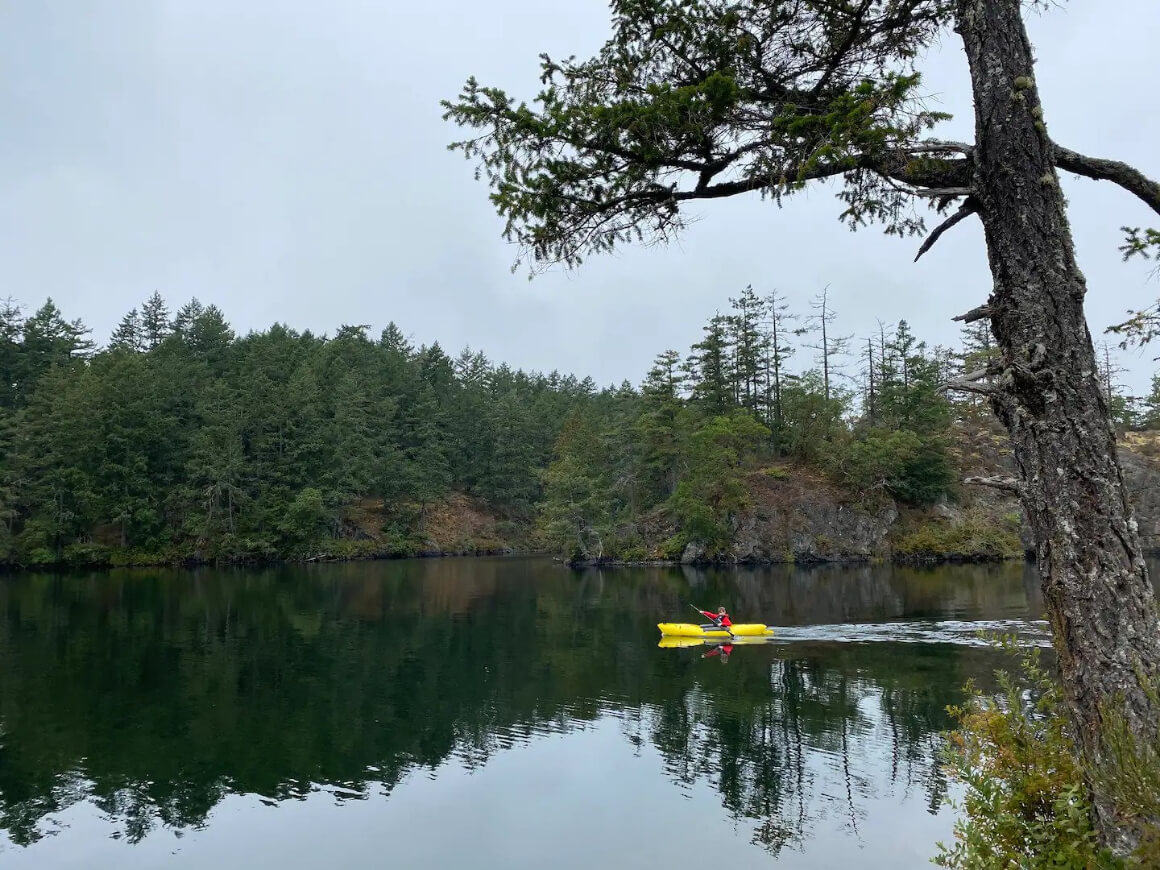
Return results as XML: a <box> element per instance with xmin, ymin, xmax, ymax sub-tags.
<box><xmin>676</xmin><ymin>428</ymin><xmax>1160</xmax><ymax>565</ymax></box>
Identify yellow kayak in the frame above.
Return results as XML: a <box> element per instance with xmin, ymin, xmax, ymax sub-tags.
<box><xmin>658</xmin><ymin>635</ymin><xmax>772</xmax><ymax>648</ymax></box>
<box><xmin>657</xmin><ymin>622</ymin><xmax>775</xmax><ymax>638</ymax></box>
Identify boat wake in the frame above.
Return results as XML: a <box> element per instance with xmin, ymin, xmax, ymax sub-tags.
<box><xmin>766</xmin><ymin>617</ymin><xmax>1052</xmax><ymax>648</ymax></box>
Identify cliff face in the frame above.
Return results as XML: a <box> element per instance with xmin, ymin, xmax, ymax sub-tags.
<box><xmin>717</xmin><ymin>468</ymin><xmax>897</xmax><ymax>564</ymax></box>
<box><xmin>677</xmin><ymin>426</ymin><xmax>1160</xmax><ymax>565</ymax></box>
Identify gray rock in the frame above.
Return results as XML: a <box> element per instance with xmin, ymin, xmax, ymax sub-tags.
<box><xmin>680</xmin><ymin>541</ymin><xmax>707</xmax><ymax>564</ymax></box>
<box><xmin>1122</xmin><ymin>449</ymin><xmax>1160</xmax><ymax>553</ymax></box>
<box><xmin>732</xmin><ymin>494</ymin><xmax>895</xmax><ymax>563</ymax></box>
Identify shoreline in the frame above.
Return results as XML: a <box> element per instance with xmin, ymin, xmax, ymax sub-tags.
<box><xmin>7</xmin><ymin>542</ymin><xmax>1158</xmax><ymax>573</ymax></box>
<box><xmin>0</xmin><ymin>546</ymin><xmax>1036</xmax><ymax>572</ymax></box>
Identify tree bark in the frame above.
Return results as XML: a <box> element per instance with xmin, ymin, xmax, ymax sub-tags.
<box><xmin>956</xmin><ymin>0</ymin><xmax>1160</xmax><ymax>853</ymax></box>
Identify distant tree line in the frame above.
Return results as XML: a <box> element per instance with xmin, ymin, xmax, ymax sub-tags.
<box><xmin>0</xmin><ymin>293</ymin><xmax>590</xmax><ymax>564</ymax></box>
<box><xmin>0</xmin><ymin>291</ymin><xmax>1155</xmax><ymax>566</ymax></box>
<box><xmin>539</xmin><ymin>287</ymin><xmax>1160</xmax><ymax>562</ymax></box>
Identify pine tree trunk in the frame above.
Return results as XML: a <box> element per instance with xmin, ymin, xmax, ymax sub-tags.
<box><xmin>956</xmin><ymin>0</ymin><xmax>1160</xmax><ymax>852</ymax></box>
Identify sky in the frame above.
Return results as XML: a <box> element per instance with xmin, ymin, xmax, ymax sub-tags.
<box><xmin>1</xmin><ymin>1</ymin><xmax>1158</xmax><ymax>395</ymax></box>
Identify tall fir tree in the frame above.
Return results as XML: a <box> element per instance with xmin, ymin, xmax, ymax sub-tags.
<box><xmin>140</xmin><ymin>292</ymin><xmax>172</xmax><ymax>350</ymax></box>
<box><xmin>687</xmin><ymin>315</ymin><xmax>731</xmax><ymax>417</ymax></box>
<box><xmin>110</xmin><ymin>308</ymin><xmax>146</xmax><ymax>353</ymax></box>
<box><xmin>762</xmin><ymin>290</ymin><xmax>798</xmax><ymax>446</ymax></box>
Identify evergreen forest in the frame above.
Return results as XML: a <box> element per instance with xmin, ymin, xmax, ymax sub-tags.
<box><xmin>1</xmin><ymin>290</ymin><xmax>1156</xmax><ymax>567</ymax></box>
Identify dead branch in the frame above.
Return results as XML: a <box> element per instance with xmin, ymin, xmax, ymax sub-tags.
<box><xmin>911</xmin><ymin>187</ymin><xmax>973</xmax><ymax>199</ymax></box>
<box><xmin>914</xmin><ymin>201</ymin><xmax>979</xmax><ymax>262</ymax></box>
<box><xmin>939</xmin><ymin>361</ymin><xmax>1002</xmax><ymax>395</ymax></box>
<box><xmin>953</xmin><ymin>304</ymin><xmax>993</xmax><ymax>324</ymax></box>
<box><xmin>963</xmin><ymin>475</ymin><xmax>1022</xmax><ymax>494</ymax></box>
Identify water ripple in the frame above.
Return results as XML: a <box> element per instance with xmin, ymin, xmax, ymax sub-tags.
<box><xmin>767</xmin><ymin>618</ymin><xmax>1052</xmax><ymax>648</ymax></box>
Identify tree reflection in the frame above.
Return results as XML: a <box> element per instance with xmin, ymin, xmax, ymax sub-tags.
<box><xmin>0</xmin><ymin>558</ymin><xmax>1049</xmax><ymax>849</ymax></box>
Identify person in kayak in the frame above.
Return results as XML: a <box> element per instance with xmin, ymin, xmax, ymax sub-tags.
<box><xmin>699</xmin><ymin>606</ymin><xmax>732</xmax><ymax>629</ymax></box>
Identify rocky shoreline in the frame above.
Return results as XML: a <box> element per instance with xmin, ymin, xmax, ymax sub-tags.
<box><xmin>566</xmin><ymin>430</ymin><xmax>1160</xmax><ymax>569</ymax></box>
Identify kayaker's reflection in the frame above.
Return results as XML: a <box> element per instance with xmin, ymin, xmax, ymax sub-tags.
<box><xmin>702</xmin><ymin>641</ymin><xmax>733</xmax><ymax>663</ymax></box>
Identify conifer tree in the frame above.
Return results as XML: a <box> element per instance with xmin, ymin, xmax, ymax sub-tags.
<box><xmin>726</xmin><ymin>285</ymin><xmax>766</xmax><ymax>419</ymax></box>
<box><xmin>140</xmin><ymin>292</ymin><xmax>172</xmax><ymax>350</ymax></box>
<box><xmin>762</xmin><ymin>290</ymin><xmax>797</xmax><ymax>445</ymax></box>
<box><xmin>635</xmin><ymin>350</ymin><xmax>686</xmax><ymax>501</ymax></box>
<box><xmin>110</xmin><ymin>308</ymin><xmax>146</xmax><ymax>353</ymax></box>
<box><xmin>688</xmin><ymin>315</ymin><xmax>731</xmax><ymax>417</ymax></box>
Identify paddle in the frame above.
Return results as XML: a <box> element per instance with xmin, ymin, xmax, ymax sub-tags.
<box><xmin>689</xmin><ymin>603</ymin><xmax>735</xmax><ymax>638</ymax></box>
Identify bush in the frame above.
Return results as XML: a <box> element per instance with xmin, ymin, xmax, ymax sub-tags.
<box><xmin>936</xmin><ymin>645</ymin><xmax>1117</xmax><ymax>869</ymax></box>
<box><xmin>278</xmin><ymin>487</ymin><xmax>330</xmax><ymax>548</ymax></box>
<box><xmin>62</xmin><ymin>542</ymin><xmax>111</xmax><ymax>567</ymax></box>
<box><xmin>832</xmin><ymin>428</ymin><xmax>953</xmax><ymax>506</ymax></box>
<box><xmin>936</xmin><ymin>642</ymin><xmax>1160</xmax><ymax>868</ymax></box>
<box><xmin>892</xmin><ymin>514</ymin><xmax>1022</xmax><ymax>561</ymax></box>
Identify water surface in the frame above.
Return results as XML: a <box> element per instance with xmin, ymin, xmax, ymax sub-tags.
<box><xmin>1</xmin><ymin>557</ymin><xmax>1145</xmax><ymax>868</ymax></box>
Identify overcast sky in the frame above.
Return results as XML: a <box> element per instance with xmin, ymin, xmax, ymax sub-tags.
<box><xmin>2</xmin><ymin>1</ymin><xmax>1158</xmax><ymax>394</ymax></box>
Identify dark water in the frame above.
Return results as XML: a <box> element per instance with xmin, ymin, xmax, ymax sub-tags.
<box><xmin>0</xmin><ymin>557</ymin><xmax>1151</xmax><ymax>868</ymax></box>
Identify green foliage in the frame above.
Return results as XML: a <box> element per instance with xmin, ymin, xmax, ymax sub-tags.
<box><xmin>936</xmin><ymin>645</ymin><xmax>1119</xmax><ymax>869</ymax></box>
<box><xmin>0</xmin><ymin>294</ymin><xmax>590</xmax><ymax>565</ymax></box>
<box><xmin>892</xmin><ymin>514</ymin><xmax>1022</xmax><ymax>561</ymax></box>
<box><xmin>835</xmin><ymin>429</ymin><xmax>923</xmax><ymax>503</ymax></box>
<box><xmin>668</xmin><ymin>411</ymin><xmax>769</xmax><ymax>551</ymax></box>
<box><xmin>1089</xmin><ymin>680</ymin><xmax>1160</xmax><ymax>865</ymax></box>
<box><xmin>278</xmin><ymin>487</ymin><xmax>331</xmax><ymax>550</ymax></box>
<box><xmin>840</xmin><ymin>318</ymin><xmax>954</xmax><ymax>504</ymax></box>
<box><xmin>936</xmin><ymin>644</ymin><xmax>1160</xmax><ymax>868</ymax></box>
<box><xmin>538</xmin><ymin>409</ymin><xmax>616</xmax><ymax>561</ymax></box>
<box><xmin>4</xmin><ymin>289</ymin><xmax>1127</xmax><ymax>568</ymax></box>
<box><xmin>530</xmin><ymin>299</ymin><xmax>985</xmax><ymax>561</ymax></box>
<box><xmin>1107</xmin><ymin>229</ymin><xmax>1160</xmax><ymax>354</ymax></box>
<box><xmin>443</xmin><ymin>0</ymin><xmax>952</xmax><ymax>271</ymax></box>
<box><xmin>779</xmin><ymin>370</ymin><xmax>848</xmax><ymax>463</ymax></box>
<box><xmin>1140</xmin><ymin>375</ymin><xmax>1160</xmax><ymax>430</ymax></box>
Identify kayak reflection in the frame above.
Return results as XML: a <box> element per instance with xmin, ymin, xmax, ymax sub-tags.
<box><xmin>657</xmin><ymin>634</ymin><xmax>777</xmax><ymax>662</ymax></box>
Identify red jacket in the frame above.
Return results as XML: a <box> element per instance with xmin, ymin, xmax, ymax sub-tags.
<box><xmin>701</xmin><ymin>610</ymin><xmax>732</xmax><ymax>627</ymax></box>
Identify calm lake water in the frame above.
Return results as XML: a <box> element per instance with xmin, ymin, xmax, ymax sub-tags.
<box><xmin>2</xmin><ymin>556</ymin><xmax>1154</xmax><ymax>868</ymax></box>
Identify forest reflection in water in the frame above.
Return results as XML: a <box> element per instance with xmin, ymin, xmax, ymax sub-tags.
<box><xmin>0</xmin><ymin>557</ymin><xmax>1119</xmax><ymax>868</ymax></box>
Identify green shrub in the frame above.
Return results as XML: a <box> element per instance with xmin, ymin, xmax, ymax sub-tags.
<box><xmin>278</xmin><ymin>487</ymin><xmax>330</xmax><ymax>548</ymax></box>
<box><xmin>61</xmin><ymin>542</ymin><xmax>111</xmax><ymax>566</ymax></box>
<box><xmin>893</xmin><ymin>514</ymin><xmax>1021</xmax><ymax>560</ymax></box>
<box><xmin>1090</xmin><ymin>681</ymin><xmax>1160</xmax><ymax>865</ymax></box>
<box><xmin>660</xmin><ymin>534</ymin><xmax>687</xmax><ymax>561</ymax></box>
<box><xmin>936</xmin><ymin>642</ymin><xmax>1160</xmax><ymax>868</ymax></box>
<box><xmin>618</xmin><ymin>545</ymin><xmax>647</xmax><ymax>562</ymax></box>
<box><xmin>936</xmin><ymin>645</ymin><xmax>1118</xmax><ymax>868</ymax></box>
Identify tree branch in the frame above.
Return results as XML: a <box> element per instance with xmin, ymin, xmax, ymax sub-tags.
<box><xmin>914</xmin><ymin>200</ymin><xmax>978</xmax><ymax>261</ymax></box>
<box><xmin>939</xmin><ymin>379</ymin><xmax>995</xmax><ymax>397</ymax></box>
<box><xmin>902</xmin><ymin>140</ymin><xmax>972</xmax><ymax>154</ymax></box>
<box><xmin>939</xmin><ymin>362</ymin><xmax>1002</xmax><ymax>396</ymax></box>
<box><xmin>953</xmin><ymin>304</ymin><xmax>992</xmax><ymax>323</ymax></box>
<box><xmin>1054</xmin><ymin>145</ymin><xmax>1160</xmax><ymax>216</ymax></box>
<box><xmin>963</xmin><ymin>475</ymin><xmax>1022</xmax><ymax>494</ymax></box>
<box><xmin>911</xmin><ymin>187</ymin><xmax>972</xmax><ymax>199</ymax></box>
